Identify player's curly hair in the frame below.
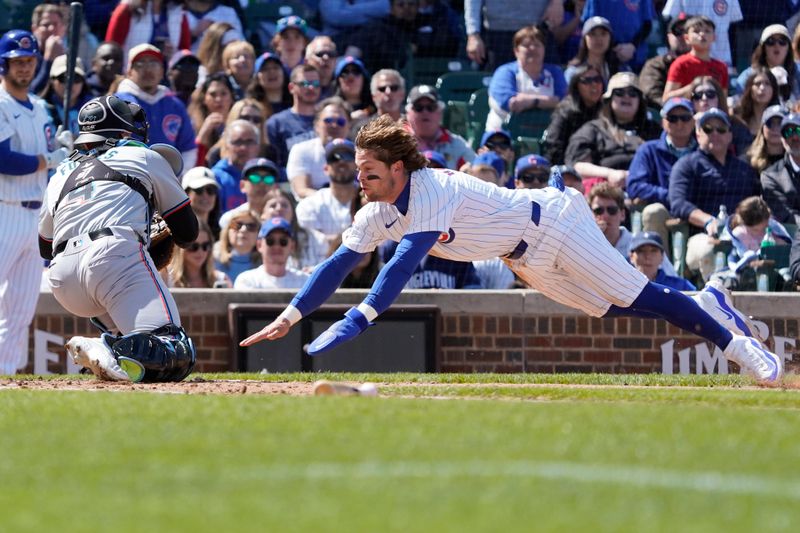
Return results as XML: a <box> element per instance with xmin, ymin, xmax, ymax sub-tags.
<box><xmin>355</xmin><ymin>115</ymin><xmax>429</xmax><ymax>173</ymax></box>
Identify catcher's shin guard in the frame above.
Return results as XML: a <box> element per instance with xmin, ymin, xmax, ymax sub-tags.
<box><xmin>107</xmin><ymin>324</ymin><xmax>196</xmax><ymax>382</ymax></box>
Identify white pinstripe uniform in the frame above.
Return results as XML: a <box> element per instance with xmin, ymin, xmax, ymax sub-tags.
<box><xmin>342</xmin><ymin>168</ymin><xmax>648</xmax><ymax>317</ymax></box>
<box><xmin>0</xmin><ymin>87</ymin><xmax>54</xmax><ymax>374</ymax></box>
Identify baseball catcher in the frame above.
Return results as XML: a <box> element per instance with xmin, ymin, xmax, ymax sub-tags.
<box><xmin>38</xmin><ymin>95</ymin><xmax>200</xmax><ymax>382</ymax></box>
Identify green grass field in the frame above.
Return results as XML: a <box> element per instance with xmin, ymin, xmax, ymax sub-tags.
<box><xmin>2</xmin><ymin>373</ymin><xmax>800</xmax><ymax>532</ymax></box>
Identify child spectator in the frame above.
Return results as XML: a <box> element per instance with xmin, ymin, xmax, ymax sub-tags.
<box><xmin>629</xmin><ymin>232</ymin><xmax>696</xmax><ymax>291</ymax></box>
<box><xmin>663</xmin><ymin>16</ymin><xmax>729</xmax><ymax>102</ymax></box>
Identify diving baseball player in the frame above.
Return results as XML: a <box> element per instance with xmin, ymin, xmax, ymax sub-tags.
<box><xmin>0</xmin><ymin>29</ymin><xmax>70</xmax><ymax>374</ymax></box>
<box><xmin>38</xmin><ymin>95</ymin><xmax>200</xmax><ymax>382</ymax></box>
<box><xmin>242</xmin><ymin>115</ymin><xmax>783</xmax><ymax>382</ymax></box>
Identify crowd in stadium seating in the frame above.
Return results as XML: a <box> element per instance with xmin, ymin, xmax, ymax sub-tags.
<box><xmin>16</xmin><ymin>1</ymin><xmax>800</xmax><ymax>291</ymax></box>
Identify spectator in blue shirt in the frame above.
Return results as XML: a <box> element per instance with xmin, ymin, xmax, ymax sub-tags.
<box><xmin>629</xmin><ymin>232</ymin><xmax>696</xmax><ymax>291</ymax></box>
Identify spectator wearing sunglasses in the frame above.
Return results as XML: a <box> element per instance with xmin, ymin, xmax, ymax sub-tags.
<box><xmin>39</xmin><ymin>55</ymin><xmax>93</xmax><ymax>136</ymax></box>
<box><xmin>477</xmin><ymin>130</ymin><xmax>515</xmax><ymax>180</ymax></box>
<box><xmin>370</xmin><ymin>69</ymin><xmax>407</xmax><ymax>122</ymax></box>
<box><xmin>212</xmin><ymin>120</ymin><xmax>262</xmax><ymax>212</ymax></box>
<box><xmin>543</xmin><ymin>64</ymin><xmax>604</xmax><ymax>165</ymax></box>
<box><xmin>468</xmin><ymin>151</ymin><xmax>507</xmax><ymax>187</ymax></box>
<box><xmin>404</xmin><ymin>84</ymin><xmax>475</xmax><ymax>170</ymax></box>
<box><xmin>168</xmin><ymin>220</ymin><xmax>232</xmax><ymax>288</ymax></box>
<box><xmin>182</xmin><ymin>167</ymin><xmax>222</xmax><ymax>240</ymax></box>
<box><xmin>736</xmin><ymin>25</ymin><xmax>798</xmax><ymax>100</ymax></box>
<box><xmin>215</xmin><ymin>211</ymin><xmax>263</xmax><ymax>284</ymax></box>
<box><xmin>760</xmin><ymin>113</ymin><xmax>800</xmax><ymax>227</ymax></box>
<box><xmin>747</xmin><ymin>105</ymin><xmax>786</xmax><ymax>175</ymax></box>
<box><xmin>639</xmin><ymin>16</ymin><xmax>690</xmax><ymax>109</ymax></box>
<box><xmin>333</xmin><ymin>56</ymin><xmax>375</xmax><ymax>121</ymax></box>
<box><xmin>662</xmin><ymin>16</ymin><xmax>728</xmax><ymax>102</ymax></box>
<box><xmin>167</xmin><ymin>49</ymin><xmax>201</xmax><ymax>106</ymax></box>
<box><xmin>627</xmin><ymin>97</ymin><xmax>697</xmax><ymax>246</ymax></box>
<box><xmin>267</xmin><ymin>64</ymin><xmax>322</xmax><ymax>171</ymax></box>
<box><xmin>205</xmin><ymin>99</ymin><xmax>277</xmax><ymax>168</ymax></box>
<box><xmin>485</xmin><ymin>25</ymin><xmax>566</xmax><ymax>131</ymax></box>
<box><xmin>566</xmin><ymin>72</ymin><xmax>661</xmax><ymax>190</ymax></box>
<box><xmin>669</xmin><ymin>108</ymin><xmax>760</xmax><ymax>281</ymax></box>
<box><xmin>305</xmin><ymin>36</ymin><xmax>339</xmax><ymax>98</ymax></box>
<box><xmin>287</xmin><ymin>97</ymin><xmax>353</xmax><ymax>199</ymax></box>
<box><xmin>688</xmin><ymin>76</ymin><xmax>752</xmax><ymax>158</ymax></box>
<box><xmin>220</xmin><ymin>158</ymin><xmax>281</xmax><ymax>230</ymax></box>
<box><xmin>234</xmin><ymin>217</ymin><xmax>311</xmax><ymax>289</ymax></box>
<box><xmin>514</xmin><ymin>154</ymin><xmax>550</xmax><ymax>190</ymax></box>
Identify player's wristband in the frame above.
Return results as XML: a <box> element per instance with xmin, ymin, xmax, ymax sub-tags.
<box><xmin>277</xmin><ymin>305</ymin><xmax>302</xmax><ymax>326</ymax></box>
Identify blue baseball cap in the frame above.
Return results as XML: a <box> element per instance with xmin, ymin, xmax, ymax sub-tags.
<box><xmin>697</xmin><ymin>107</ymin><xmax>730</xmax><ymax>128</ymax></box>
<box><xmin>325</xmin><ymin>138</ymin><xmax>355</xmax><ymax>163</ymax></box>
<box><xmin>334</xmin><ymin>55</ymin><xmax>368</xmax><ymax>79</ymax></box>
<box><xmin>423</xmin><ymin>150</ymin><xmax>447</xmax><ymax>168</ymax></box>
<box><xmin>242</xmin><ymin>158</ymin><xmax>280</xmax><ymax>180</ymax></box>
<box><xmin>276</xmin><ymin>15</ymin><xmax>308</xmax><ymax>36</ymax></box>
<box><xmin>472</xmin><ymin>151</ymin><xmax>505</xmax><ymax>177</ymax></box>
<box><xmin>630</xmin><ymin>231</ymin><xmax>665</xmax><ymax>252</ymax></box>
<box><xmin>258</xmin><ymin>217</ymin><xmax>293</xmax><ymax>239</ymax></box>
<box><xmin>254</xmin><ymin>52</ymin><xmax>284</xmax><ymax>74</ymax></box>
<box><xmin>515</xmin><ymin>154</ymin><xmax>550</xmax><ymax>177</ymax></box>
<box><xmin>661</xmin><ymin>97</ymin><xmax>693</xmax><ymax>117</ymax></box>
<box><xmin>480</xmin><ymin>129</ymin><xmax>512</xmax><ymax>148</ymax></box>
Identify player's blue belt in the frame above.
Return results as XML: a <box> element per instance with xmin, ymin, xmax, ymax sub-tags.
<box><xmin>502</xmin><ymin>201</ymin><xmax>541</xmax><ymax>260</ymax></box>
<box><xmin>53</xmin><ymin>228</ymin><xmax>115</xmax><ymax>256</ymax></box>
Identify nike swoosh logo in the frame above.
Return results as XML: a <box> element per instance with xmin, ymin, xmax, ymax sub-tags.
<box><xmin>714</xmin><ymin>304</ymin><xmax>734</xmax><ymax>322</ymax></box>
<box><xmin>13</xmin><ymin>114</ymin><xmax>20</xmax><ymax>119</ymax></box>
<box><xmin>385</xmin><ymin>219</ymin><xmax>398</xmax><ymax>229</ymax></box>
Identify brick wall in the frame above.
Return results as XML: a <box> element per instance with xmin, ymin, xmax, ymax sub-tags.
<box><xmin>25</xmin><ymin>290</ymin><xmax>799</xmax><ymax>375</ymax></box>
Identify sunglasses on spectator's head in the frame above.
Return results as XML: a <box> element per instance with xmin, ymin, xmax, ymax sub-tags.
<box><xmin>377</xmin><ymin>84</ymin><xmax>401</xmax><ymax>93</ymax></box>
<box><xmin>296</xmin><ymin>79</ymin><xmax>320</xmax><ymax>88</ymax></box>
<box><xmin>412</xmin><ymin>102</ymin><xmax>438</xmax><ymax>113</ymax></box>
<box><xmin>190</xmin><ymin>185</ymin><xmax>217</xmax><ymax>195</ymax></box>
<box><xmin>265</xmin><ymin>237</ymin><xmax>290</xmax><ymax>247</ymax></box>
<box><xmin>578</xmin><ymin>75</ymin><xmax>603</xmax><ymax>85</ymax></box>
<box><xmin>611</xmin><ymin>87</ymin><xmax>639</xmax><ymax>98</ymax></box>
<box><xmin>187</xmin><ymin>241</ymin><xmax>212</xmax><ymax>252</ymax></box>
<box><xmin>765</xmin><ymin>36</ymin><xmax>789</xmax><ymax>47</ymax></box>
<box><xmin>323</xmin><ymin>116</ymin><xmax>347</xmax><ymax>127</ymax></box>
<box><xmin>782</xmin><ymin>125</ymin><xmax>800</xmax><ymax>139</ymax></box>
<box><xmin>701</xmin><ymin>124</ymin><xmax>730</xmax><ymax>134</ymax></box>
<box><xmin>519</xmin><ymin>172</ymin><xmax>549</xmax><ymax>184</ymax></box>
<box><xmin>665</xmin><ymin>113</ymin><xmax>693</xmax><ymax>123</ymax></box>
<box><xmin>592</xmin><ymin>205</ymin><xmax>620</xmax><ymax>216</ymax></box>
<box><xmin>245</xmin><ymin>173</ymin><xmax>276</xmax><ymax>185</ymax></box>
<box><xmin>230</xmin><ymin>221</ymin><xmax>259</xmax><ymax>232</ymax></box>
<box><xmin>691</xmin><ymin>89</ymin><xmax>717</xmax><ymax>101</ymax></box>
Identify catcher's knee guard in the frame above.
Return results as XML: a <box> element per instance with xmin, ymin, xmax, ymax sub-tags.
<box><xmin>108</xmin><ymin>324</ymin><xmax>196</xmax><ymax>382</ymax></box>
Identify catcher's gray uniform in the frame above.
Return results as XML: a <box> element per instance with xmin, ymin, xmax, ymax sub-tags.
<box><xmin>38</xmin><ymin>141</ymin><xmax>192</xmax><ymax>334</ymax></box>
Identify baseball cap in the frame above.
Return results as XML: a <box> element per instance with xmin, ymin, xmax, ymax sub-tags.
<box><xmin>667</xmin><ymin>14</ymin><xmax>688</xmax><ymax>36</ymax></box>
<box><xmin>422</xmin><ymin>150</ymin><xmax>447</xmax><ymax>168</ymax></box>
<box><xmin>761</xmin><ymin>105</ymin><xmax>785</xmax><ymax>127</ymax></box>
<box><xmin>551</xmin><ymin>164</ymin><xmax>581</xmax><ymax>181</ymax></box>
<box><xmin>334</xmin><ymin>55</ymin><xmax>368</xmax><ymax>79</ymax></box>
<box><xmin>407</xmin><ymin>84</ymin><xmax>440</xmax><ymax>106</ymax></box>
<box><xmin>325</xmin><ymin>138</ymin><xmax>355</xmax><ymax>163</ymax></box>
<box><xmin>254</xmin><ymin>52</ymin><xmax>284</xmax><ymax>73</ymax></box>
<box><xmin>515</xmin><ymin>154</ymin><xmax>550</xmax><ymax>177</ymax></box>
<box><xmin>660</xmin><ymin>97</ymin><xmax>693</xmax><ymax>117</ymax></box>
<box><xmin>760</xmin><ymin>24</ymin><xmax>790</xmax><ymax>44</ymax></box>
<box><xmin>128</xmin><ymin>43</ymin><xmax>163</xmax><ymax>71</ymax></box>
<box><xmin>696</xmin><ymin>107</ymin><xmax>731</xmax><ymax>128</ymax></box>
<box><xmin>630</xmin><ymin>231</ymin><xmax>665</xmax><ymax>253</ymax></box>
<box><xmin>50</xmin><ymin>55</ymin><xmax>86</xmax><ymax>79</ymax></box>
<box><xmin>276</xmin><ymin>15</ymin><xmax>308</xmax><ymax>37</ymax></box>
<box><xmin>258</xmin><ymin>217</ymin><xmax>293</xmax><ymax>239</ymax></box>
<box><xmin>168</xmin><ymin>49</ymin><xmax>200</xmax><ymax>71</ymax></box>
<box><xmin>181</xmin><ymin>167</ymin><xmax>219</xmax><ymax>191</ymax></box>
<box><xmin>242</xmin><ymin>158</ymin><xmax>280</xmax><ymax>180</ymax></box>
<box><xmin>472</xmin><ymin>152</ymin><xmax>505</xmax><ymax>177</ymax></box>
<box><xmin>480</xmin><ymin>129</ymin><xmax>512</xmax><ymax>148</ymax></box>
<box><xmin>780</xmin><ymin>113</ymin><xmax>800</xmax><ymax>130</ymax></box>
<box><xmin>603</xmin><ymin>72</ymin><xmax>639</xmax><ymax>99</ymax></box>
<box><xmin>583</xmin><ymin>16</ymin><xmax>612</xmax><ymax>35</ymax></box>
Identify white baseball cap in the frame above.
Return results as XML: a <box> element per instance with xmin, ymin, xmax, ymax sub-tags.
<box><xmin>182</xmin><ymin>167</ymin><xmax>219</xmax><ymax>191</ymax></box>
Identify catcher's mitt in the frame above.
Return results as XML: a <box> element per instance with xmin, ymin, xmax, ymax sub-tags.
<box><xmin>148</xmin><ymin>214</ymin><xmax>175</xmax><ymax>270</ymax></box>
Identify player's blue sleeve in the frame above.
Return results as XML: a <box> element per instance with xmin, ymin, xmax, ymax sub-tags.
<box><xmin>290</xmin><ymin>244</ymin><xmax>367</xmax><ymax>316</ymax></box>
<box><xmin>549</xmin><ymin>65</ymin><xmax>568</xmax><ymax>99</ymax></box>
<box><xmin>363</xmin><ymin>231</ymin><xmax>440</xmax><ymax>314</ymax></box>
<box><xmin>488</xmin><ymin>63</ymin><xmax>517</xmax><ymax>112</ymax></box>
<box><xmin>0</xmin><ymin>138</ymin><xmax>40</xmax><ymax>175</ymax></box>
<box><xmin>667</xmin><ymin>157</ymin><xmax>697</xmax><ymax>219</ymax></box>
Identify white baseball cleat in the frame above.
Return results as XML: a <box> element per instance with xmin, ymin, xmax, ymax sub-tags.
<box><xmin>65</xmin><ymin>336</ymin><xmax>130</xmax><ymax>382</ymax></box>
<box><xmin>723</xmin><ymin>334</ymin><xmax>783</xmax><ymax>382</ymax></box>
<box><xmin>693</xmin><ymin>280</ymin><xmax>766</xmax><ymax>342</ymax></box>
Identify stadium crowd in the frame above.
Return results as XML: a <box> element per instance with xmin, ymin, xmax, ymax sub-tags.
<box><xmin>8</xmin><ymin>0</ymin><xmax>800</xmax><ymax>293</ymax></box>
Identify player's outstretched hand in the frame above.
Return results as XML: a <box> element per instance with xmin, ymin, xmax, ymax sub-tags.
<box><xmin>239</xmin><ymin>318</ymin><xmax>292</xmax><ymax>346</ymax></box>
<box><xmin>307</xmin><ymin>307</ymin><xmax>373</xmax><ymax>356</ymax></box>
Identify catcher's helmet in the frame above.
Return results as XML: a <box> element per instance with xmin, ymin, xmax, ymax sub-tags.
<box><xmin>74</xmin><ymin>95</ymin><xmax>149</xmax><ymax>146</ymax></box>
<box><xmin>0</xmin><ymin>29</ymin><xmax>40</xmax><ymax>75</ymax></box>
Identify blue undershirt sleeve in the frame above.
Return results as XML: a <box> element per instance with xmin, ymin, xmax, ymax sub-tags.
<box><xmin>0</xmin><ymin>138</ymin><xmax>40</xmax><ymax>175</ymax></box>
<box><xmin>363</xmin><ymin>231</ymin><xmax>441</xmax><ymax>315</ymax></box>
<box><xmin>290</xmin><ymin>244</ymin><xmax>366</xmax><ymax>316</ymax></box>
